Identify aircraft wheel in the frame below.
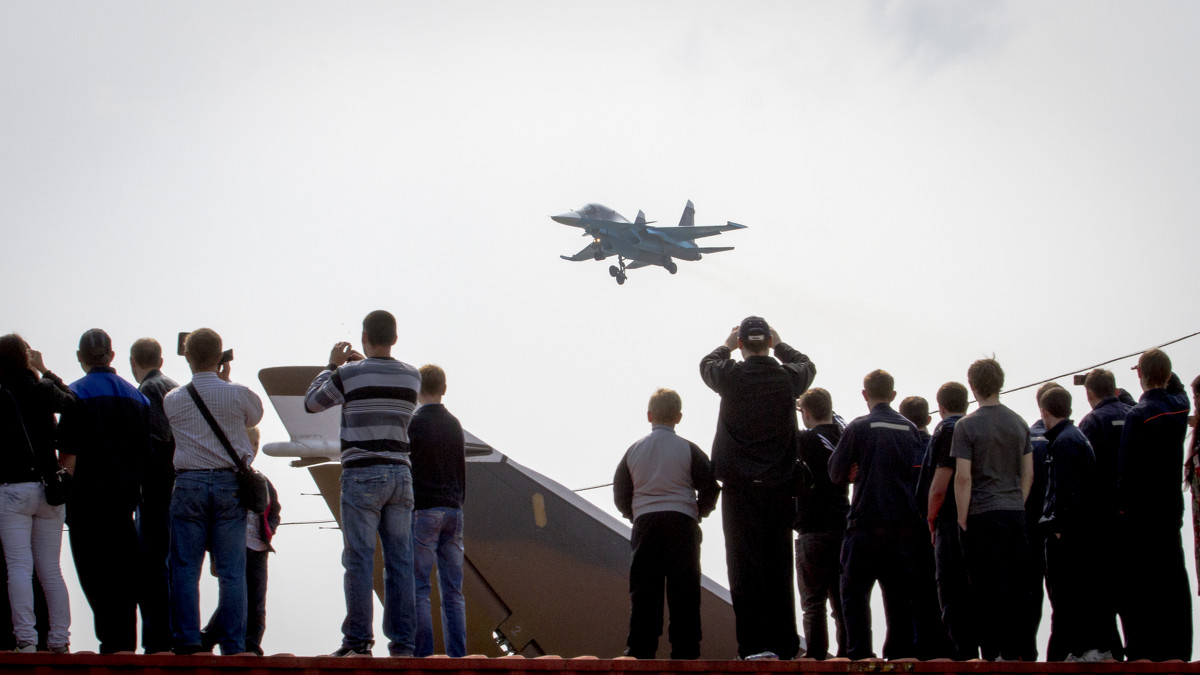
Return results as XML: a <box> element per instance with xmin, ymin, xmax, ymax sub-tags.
<box><xmin>665</xmin><ymin>262</ymin><xmax>678</xmax><ymax>274</ymax></box>
<box><xmin>609</xmin><ymin>265</ymin><xmax>620</xmax><ymax>277</ymax></box>
<box><xmin>616</xmin><ymin>274</ymin><xmax>626</xmax><ymax>285</ymax></box>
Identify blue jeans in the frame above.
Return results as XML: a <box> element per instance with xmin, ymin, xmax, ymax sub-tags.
<box><xmin>169</xmin><ymin>471</ymin><xmax>247</xmax><ymax>654</ymax></box>
<box><xmin>340</xmin><ymin>463</ymin><xmax>415</xmax><ymax>656</ymax></box>
<box><xmin>413</xmin><ymin>507</ymin><xmax>465</xmax><ymax>657</ymax></box>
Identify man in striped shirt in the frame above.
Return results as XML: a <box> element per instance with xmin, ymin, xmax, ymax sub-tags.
<box><xmin>305</xmin><ymin>310</ymin><xmax>422</xmax><ymax>657</ymax></box>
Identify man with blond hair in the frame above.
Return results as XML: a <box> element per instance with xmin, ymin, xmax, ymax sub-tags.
<box><xmin>1117</xmin><ymin>348</ymin><xmax>1192</xmax><ymax>661</ymax></box>
<box><xmin>163</xmin><ymin>328</ymin><xmax>263</xmax><ymax>655</ymax></box>
<box><xmin>614</xmin><ymin>388</ymin><xmax>719</xmax><ymax>659</ymax></box>
<box><xmin>409</xmin><ymin>364</ymin><xmax>467</xmax><ymax>657</ymax></box>
<box><xmin>951</xmin><ymin>358</ymin><xmax>1033</xmax><ymax>662</ymax></box>
<box><xmin>829</xmin><ymin>369</ymin><xmax>924</xmax><ymax>659</ymax></box>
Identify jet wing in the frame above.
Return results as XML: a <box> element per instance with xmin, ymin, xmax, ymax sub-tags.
<box><xmin>646</xmin><ymin>222</ymin><xmax>746</xmax><ymax>241</ymax></box>
<box><xmin>259</xmin><ymin>366</ymin><xmax>740</xmax><ymax>659</ymax></box>
<box><xmin>559</xmin><ymin>240</ymin><xmax>611</xmax><ymax>262</ymax></box>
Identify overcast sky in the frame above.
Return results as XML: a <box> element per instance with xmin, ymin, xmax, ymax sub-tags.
<box><xmin>3</xmin><ymin>0</ymin><xmax>1199</xmax><ymax>657</ymax></box>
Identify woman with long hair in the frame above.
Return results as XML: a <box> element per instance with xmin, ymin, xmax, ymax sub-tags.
<box><xmin>0</xmin><ymin>334</ymin><xmax>75</xmax><ymax>653</ymax></box>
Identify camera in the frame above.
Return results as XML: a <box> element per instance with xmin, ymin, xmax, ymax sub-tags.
<box><xmin>177</xmin><ymin>331</ymin><xmax>234</xmax><ymax>364</ymax></box>
<box><xmin>1072</xmin><ymin>373</ymin><xmax>1087</xmax><ymax>386</ymax></box>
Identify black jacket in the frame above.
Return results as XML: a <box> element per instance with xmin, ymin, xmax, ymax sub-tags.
<box><xmin>0</xmin><ymin>370</ymin><xmax>75</xmax><ymax>484</ymax></box>
<box><xmin>700</xmin><ymin>342</ymin><xmax>815</xmax><ymax>487</ymax></box>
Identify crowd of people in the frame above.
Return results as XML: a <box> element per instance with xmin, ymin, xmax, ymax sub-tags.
<box><xmin>3</xmin><ymin>311</ymin><xmax>1198</xmax><ymax>662</ymax></box>
<box><xmin>612</xmin><ymin>315</ymin><xmax>1197</xmax><ymax>663</ymax></box>
<box><xmin>0</xmin><ymin>309</ymin><xmax>467</xmax><ymax>657</ymax></box>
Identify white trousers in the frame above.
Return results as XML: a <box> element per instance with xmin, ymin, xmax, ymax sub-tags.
<box><xmin>0</xmin><ymin>481</ymin><xmax>71</xmax><ymax>648</ymax></box>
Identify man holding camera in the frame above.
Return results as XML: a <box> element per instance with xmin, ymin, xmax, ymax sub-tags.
<box><xmin>163</xmin><ymin>328</ymin><xmax>263</xmax><ymax>655</ymax></box>
<box><xmin>305</xmin><ymin>310</ymin><xmax>422</xmax><ymax>657</ymax></box>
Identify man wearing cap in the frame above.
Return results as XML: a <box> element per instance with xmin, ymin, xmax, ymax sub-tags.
<box><xmin>700</xmin><ymin>316</ymin><xmax>815</xmax><ymax>660</ymax></box>
<box><xmin>1116</xmin><ymin>349</ymin><xmax>1192</xmax><ymax>661</ymax></box>
<box><xmin>57</xmin><ymin>328</ymin><xmax>157</xmax><ymax>653</ymax></box>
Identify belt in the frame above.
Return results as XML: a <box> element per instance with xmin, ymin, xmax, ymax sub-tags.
<box><xmin>176</xmin><ymin>468</ymin><xmax>237</xmax><ymax>474</ymax></box>
<box><xmin>342</xmin><ymin>457</ymin><xmax>408</xmax><ymax>469</ymax></box>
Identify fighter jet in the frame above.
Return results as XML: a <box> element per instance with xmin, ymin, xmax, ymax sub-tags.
<box><xmin>553</xmin><ymin>200</ymin><xmax>746</xmax><ymax>284</ymax></box>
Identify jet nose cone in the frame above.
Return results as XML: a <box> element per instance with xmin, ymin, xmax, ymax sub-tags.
<box><xmin>552</xmin><ymin>210</ymin><xmax>582</xmax><ymax>226</ymax></box>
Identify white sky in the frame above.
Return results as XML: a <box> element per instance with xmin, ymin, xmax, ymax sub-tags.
<box><xmin>2</xmin><ymin>0</ymin><xmax>1199</xmax><ymax>658</ymax></box>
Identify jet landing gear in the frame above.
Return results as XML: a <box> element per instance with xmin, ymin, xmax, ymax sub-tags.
<box><xmin>608</xmin><ymin>257</ymin><xmax>628</xmax><ymax>285</ymax></box>
<box><xmin>664</xmin><ymin>260</ymin><xmax>677</xmax><ymax>274</ymax></box>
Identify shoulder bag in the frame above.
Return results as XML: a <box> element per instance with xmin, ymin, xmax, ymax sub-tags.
<box><xmin>185</xmin><ymin>383</ymin><xmax>269</xmax><ymax>513</ymax></box>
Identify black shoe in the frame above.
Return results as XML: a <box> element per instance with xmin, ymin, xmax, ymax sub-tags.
<box><xmin>173</xmin><ymin>644</ymin><xmax>208</xmax><ymax>656</ymax></box>
<box><xmin>331</xmin><ymin>642</ymin><xmax>374</xmax><ymax>657</ymax></box>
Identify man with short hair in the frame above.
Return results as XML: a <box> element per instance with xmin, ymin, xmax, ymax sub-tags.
<box><xmin>700</xmin><ymin>316</ymin><xmax>815</xmax><ymax>660</ymax></box>
<box><xmin>57</xmin><ymin>328</ymin><xmax>156</xmax><ymax>653</ymax></box>
<box><xmin>613</xmin><ymin>388</ymin><xmax>719</xmax><ymax>659</ymax></box>
<box><xmin>306</xmin><ymin>310</ymin><xmax>422</xmax><ymax>657</ymax></box>
<box><xmin>951</xmin><ymin>358</ymin><xmax>1033</xmax><ymax>661</ymax></box>
<box><xmin>923</xmin><ymin>381</ymin><xmax>976</xmax><ymax>660</ymax></box>
<box><xmin>792</xmin><ymin>388</ymin><xmax>847</xmax><ymax>660</ymax></box>
<box><xmin>829</xmin><ymin>369</ymin><xmax>924</xmax><ymax>659</ymax></box>
<box><xmin>1116</xmin><ymin>348</ymin><xmax>1192</xmax><ymax>661</ymax></box>
<box><xmin>1037</xmin><ymin>386</ymin><xmax>1105</xmax><ymax>661</ymax></box>
<box><xmin>1076</xmin><ymin>367</ymin><xmax>1129</xmax><ymax>659</ymax></box>
<box><xmin>129</xmin><ymin>337</ymin><xmax>178</xmax><ymax>653</ymax></box>
<box><xmin>410</xmin><ymin>364</ymin><xmax>467</xmax><ymax>657</ymax></box>
<box><xmin>163</xmin><ymin>328</ymin><xmax>263</xmax><ymax>655</ymax></box>
<box><xmin>1019</xmin><ymin>381</ymin><xmax>1060</xmax><ymax>661</ymax></box>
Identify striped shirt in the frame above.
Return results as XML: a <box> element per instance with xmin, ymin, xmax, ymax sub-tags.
<box><xmin>164</xmin><ymin>372</ymin><xmax>264</xmax><ymax>471</ymax></box>
<box><xmin>304</xmin><ymin>356</ymin><xmax>421</xmax><ymax>466</ymax></box>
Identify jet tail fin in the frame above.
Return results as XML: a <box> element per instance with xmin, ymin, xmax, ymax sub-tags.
<box><xmin>634</xmin><ymin>210</ymin><xmax>647</xmax><ymax>226</ymax></box>
<box><xmin>678</xmin><ymin>200</ymin><xmax>695</xmax><ymax>228</ymax></box>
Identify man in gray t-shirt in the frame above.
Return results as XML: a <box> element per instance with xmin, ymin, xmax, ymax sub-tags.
<box><xmin>950</xmin><ymin>358</ymin><xmax>1033</xmax><ymax>662</ymax></box>
<box><xmin>951</xmin><ymin>405</ymin><xmax>1032</xmax><ymax>516</ymax></box>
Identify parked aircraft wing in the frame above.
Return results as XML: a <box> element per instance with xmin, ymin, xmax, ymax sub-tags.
<box><xmin>259</xmin><ymin>366</ymin><xmax>739</xmax><ymax>659</ymax></box>
<box><xmin>647</xmin><ymin>223</ymin><xmax>746</xmax><ymax>241</ymax></box>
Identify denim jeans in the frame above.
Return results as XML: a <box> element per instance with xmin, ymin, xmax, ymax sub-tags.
<box><xmin>340</xmin><ymin>463</ymin><xmax>415</xmax><ymax>656</ymax></box>
<box><xmin>413</xmin><ymin>507</ymin><xmax>465</xmax><ymax>657</ymax></box>
<box><xmin>169</xmin><ymin>470</ymin><xmax>247</xmax><ymax>654</ymax></box>
<box><xmin>0</xmin><ymin>482</ymin><xmax>70</xmax><ymax>649</ymax></box>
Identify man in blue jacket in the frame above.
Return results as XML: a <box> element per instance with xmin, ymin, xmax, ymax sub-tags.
<box><xmin>1038</xmin><ymin>386</ymin><xmax>1105</xmax><ymax>661</ymax></box>
<box><xmin>1077</xmin><ymin>368</ymin><xmax>1130</xmax><ymax>659</ymax></box>
<box><xmin>829</xmin><ymin>369</ymin><xmax>923</xmax><ymax>660</ymax></box>
<box><xmin>1116</xmin><ymin>348</ymin><xmax>1192</xmax><ymax>662</ymax></box>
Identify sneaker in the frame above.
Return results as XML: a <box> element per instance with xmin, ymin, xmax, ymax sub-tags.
<box><xmin>49</xmin><ymin>644</ymin><xmax>70</xmax><ymax>655</ymax></box>
<box><xmin>331</xmin><ymin>642</ymin><xmax>374</xmax><ymax>657</ymax></box>
<box><xmin>14</xmin><ymin>642</ymin><xmax>36</xmax><ymax>654</ymax></box>
<box><xmin>743</xmin><ymin>651</ymin><xmax>780</xmax><ymax>661</ymax></box>
<box><xmin>1079</xmin><ymin>649</ymin><xmax>1113</xmax><ymax>662</ymax></box>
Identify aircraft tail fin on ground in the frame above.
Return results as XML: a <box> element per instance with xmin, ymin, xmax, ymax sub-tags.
<box><xmin>679</xmin><ymin>200</ymin><xmax>695</xmax><ymax>228</ymax></box>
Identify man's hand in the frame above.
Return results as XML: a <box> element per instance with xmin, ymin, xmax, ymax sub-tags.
<box><xmin>929</xmin><ymin>519</ymin><xmax>936</xmax><ymax>546</ymax></box>
<box><xmin>848</xmin><ymin>463</ymin><xmax>859</xmax><ymax>483</ymax></box>
<box><xmin>723</xmin><ymin>327</ymin><xmax>739</xmax><ymax>351</ymax></box>
<box><xmin>27</xmin><ymin>348</ymin><xmax>47</xmax><ymax>375</ymax></box>
<box><xmin>218</xmin><ymin>361</ymin><xmax>232</xmax><ymax>382</ymax></box>
<box><xmin>329</xmin><ymin>342</ymin><xmax>355</xmax><ymax>367</ymax></box>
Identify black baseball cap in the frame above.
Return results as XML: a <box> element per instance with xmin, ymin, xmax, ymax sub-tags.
<box><xmin>78</xmin><ymin>328</ymin><xmax>112</xmax><ymax>356</ymax></box>
<box><xmin>738</xmin><ymin>316</ymin><xmax>770</xmax><ymax>342</ymax></box>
